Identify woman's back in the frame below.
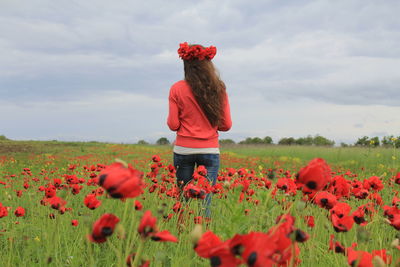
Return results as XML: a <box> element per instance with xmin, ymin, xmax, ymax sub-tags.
<box><xmin>168</xmin><ymin>80</ymin><xmax>231</xmax><ymax>148</ymax></box>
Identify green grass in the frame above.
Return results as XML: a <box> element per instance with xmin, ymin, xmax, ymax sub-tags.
<box><xmin>0</xmin><ymin>140</ymin><xmax>399</xmax><ymax>266</ymax></box>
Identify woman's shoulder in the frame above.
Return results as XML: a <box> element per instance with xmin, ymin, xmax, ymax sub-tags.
<box><xmin>171</xmin><ymin>80</ymin><xmax>188</xmax><ymax>88</ymax></box>
<box><xmin>170</xmin><ymin>80</ymin><xmax>189</xmax><ymax>94</ymax></box>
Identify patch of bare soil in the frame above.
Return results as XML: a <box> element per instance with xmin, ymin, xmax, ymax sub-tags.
<box><xmin>0</xmin><ymin>142</ymin><xmax>37</xmax><ymax>154</ymax></box>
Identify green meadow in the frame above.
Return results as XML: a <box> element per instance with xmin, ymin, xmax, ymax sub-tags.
<box><xmin>0</xmin><ymin>140</ymin><xmax>399</xmax><ymax>266</ymax></box>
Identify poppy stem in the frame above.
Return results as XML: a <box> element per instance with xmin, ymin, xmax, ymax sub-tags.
<box><xmin>290</xmin><ymin>242</ymin><xmax>296</xmax><ymax>267</ymax></box>
<box><xmin>108</xmin><ymin>240</ymin><xmax>122</xmax><ymax>264</ymax></box>
<box><xmin>124</xmin><ymin>202</ymin><xmax>137</xmax><ymax>262</ymax></box>
<box><xmin>118</xmin><ymin>199</ymin><xmax>132</xmax><ymax>267</ymax></box>
<box><xmin>131</xmin><ymin>238</ymin><xmax>145</xmax><ymax>267</ymax></box>
<box><xmin>7</xmin><ymin>236</ymin><xmax>13</xmax><ymax>267</ymax></box>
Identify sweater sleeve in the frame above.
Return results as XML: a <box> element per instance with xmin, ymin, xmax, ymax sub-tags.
<box><xmin>218</xmin><ymin>92</ymin><xmax>232</xmax><ymax>131</ymax></box>
<box><xmin>167</xmin><ymin>86</ymin><xmax>181</xmax><ymax>131</ymax></box>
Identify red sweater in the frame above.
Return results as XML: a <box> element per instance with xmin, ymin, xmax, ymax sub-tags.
<box><xmin>167</xmin><ymin>80</ymin><xmax>232</xmax><ymax>148</ymax></box>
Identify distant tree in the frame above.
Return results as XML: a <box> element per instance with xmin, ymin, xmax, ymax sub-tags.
<box><xmin>0</xmin><ymin>135</ymin><xmax>9</xmax><ymax>141</ymax></box>
<box><xmin>137</xmin><ymin>140</ymin><xmax>149</xmax><ymax>145</ymax></box>
<box><xmin>381</xmin><ymin>135</ymin><xmax>394</xmax><ymax>147</ymax></box>
<box><xmin>369</xmin><ymin>136</ymin><xmax>380</xmax><ymax>147</ymax></box>
<box><xmin>355</xmin><ymin>136</ymin><xmax>369</xmax><ymax>146</ymax></box>
<box><xmin>396</xmin><ymin>137</ymin><xmax>400</xmax><ymax>148</ymax></box>
<box><xmin>239</xmin><ymin>137</ymin><xmax>253</xmax><ymax>144</ymax></box>
<box><xmin>263</xmin><ymin>136</ymin><xmax>273</xmax><ymax>144</ymax></box>
<box><xmin>251</xmin><ymin>137</ymin><xmax>264</xmax><ymax>144</ymax></box>
<box><xmin>220</xmin><ymin>139</ymin><xmax>236</xmax><ymax>145</ymax></box>
<box><xmin>238</xmin><ymin>137</ymin><xmax>269</xmax><ymax>145</ymax></box>
<box><xmin>278</xmin><ymin>137</ymin><xmax>296</xmax><ymax>145</ymax></box>
<box><xmin>295</xmin><ymin>135</ymin><xmax>313</xmax><ymax>146</ymax></box>
<box><xmin>340</xmin><ymin>142</ymin><xmax>349</xmax><ymax>147</ymax></box>
<box><xmin>313</xmin><ymin>135</ymin><xmax>335</xmax><ymax>146</ymax></box>
<box><xmin>156</xmin><ymin>137</ymin><xmax>170</xmax><ymax>145</ymax></box>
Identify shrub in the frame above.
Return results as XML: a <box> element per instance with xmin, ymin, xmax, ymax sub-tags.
<box><xmin>0</xmin><ymin>135</ymin><xmax>9</xmax><ymax>141</ymax></box>
<box><xmin>156</xmin><ymin>137</ymin><xmax>170</xmax><ymax>145</ymax></box>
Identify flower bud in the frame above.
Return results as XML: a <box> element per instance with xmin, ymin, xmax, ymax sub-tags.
<box><xmin>191</xmin><ymin>224</ymin><xmax>203</xmax><ymax>245</ymax></box>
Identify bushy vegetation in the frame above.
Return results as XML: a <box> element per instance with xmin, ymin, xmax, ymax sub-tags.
<box><xmin>0</xmin><ymin>134</ymin><xmax>10</xmax><ymax>141</ymax></box>
<box><xmin>355</xmin><ymin>135</ymin><xmax>400</xmax><ymax>148</ymax></box>
<box><xmin>236</xmin><ymin>135</ymin><xmax>335</xmax><ymax>147</ymax></box>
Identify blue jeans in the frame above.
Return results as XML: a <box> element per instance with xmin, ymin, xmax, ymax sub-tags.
<box><xmin>173</xmin><ymin>153</ymin><xmax>220</xmax><ymax>218</ymax></box>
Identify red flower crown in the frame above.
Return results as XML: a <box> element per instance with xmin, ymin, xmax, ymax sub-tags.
<box><xmin>177</xmin><ymin>42</ymin><xmax>217</xmax><ymax>61</ymax></box>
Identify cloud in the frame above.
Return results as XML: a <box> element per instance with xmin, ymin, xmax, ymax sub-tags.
<box><xmin>0</xmin><ymin>91</ymin><xmax>167</xmax><ymax>142</ymax></box>
<box><xmin>0</xmin><ymin>0</ymin><xmax>399</xmax><ymax>142</ymax></box>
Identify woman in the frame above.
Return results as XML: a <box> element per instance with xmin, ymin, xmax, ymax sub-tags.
<box><xmin>167</xmin><ymin>42</ymin><xmax>232</xmax><ymax>216</ymax></box>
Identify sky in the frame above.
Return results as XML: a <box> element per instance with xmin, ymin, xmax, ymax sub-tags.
<box><xmin>1</xmin><ymin>0</ymin><xmax>399</xmax><ymax>145</ymax></box>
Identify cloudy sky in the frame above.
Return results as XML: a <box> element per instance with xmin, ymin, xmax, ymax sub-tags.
<box><xmin>1</xmin><ymin>0</ymin><xmax>399</xmax><ymax>145</ymax></box>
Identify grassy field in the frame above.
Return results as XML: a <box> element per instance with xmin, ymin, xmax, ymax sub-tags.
<box><xmin>0</xmin><ymin>140</ymin><xmax>399</xmax><ymax>266</ymax></box>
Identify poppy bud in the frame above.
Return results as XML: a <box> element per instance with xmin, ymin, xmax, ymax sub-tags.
<box><xmin>292</xmin><ymin>229</ymin><xmax>309</xmax><ymax>243</ymax></box>
<box><xmin>372</xmin><ymin>256</ymin><xmax>386</xmax><ymax>267</ymax></box>
<box><xmin>191</xmin><ymin>224</ymin><xmax>203</xmax><ymax>245</ymax></box>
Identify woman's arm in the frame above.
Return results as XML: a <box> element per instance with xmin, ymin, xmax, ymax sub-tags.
<box><xmin>218</xmin><ymin>92</ymin><xmax>232</xmax><ymax>131</ymax></box>
<box><xmin>167</xmin><ymin>88</ymin><xmax>181</xmax><ymax>131</ymax></box>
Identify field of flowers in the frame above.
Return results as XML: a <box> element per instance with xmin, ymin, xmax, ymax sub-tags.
<box><xmin>0</xmin><ymin>140</ymin><xmax>399</xmax><ymax>267</ymax></box>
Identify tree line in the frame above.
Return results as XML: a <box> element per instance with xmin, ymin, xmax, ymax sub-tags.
<box><xmin>220</xmin><ymin>135</ymin><xmax>335</xmax><ymax>146</ymax></box>
<box><xmin>134</xmin><ymin>135</ymin><xmax>400</xmax><ymax>147</ymax></box>
<box><xmin>2</xmin><ymin>134</ymin><xmax>398</xmax><ymax>148</ymax></box>
<box><xmin>142</xmin><ymin>135</ymin><xmax>336</xmax><ymax>146</ymax></box>
<box><xmin>353</xmin><ymin>135</ymin><xmax>400</xmax><ymax>148</ymax></box>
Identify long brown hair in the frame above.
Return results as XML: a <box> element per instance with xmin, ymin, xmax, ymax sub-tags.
<box><xmin>184</xmin><ymin>59</ymin><xmax>226</xmax><ymax>127</ymax></box>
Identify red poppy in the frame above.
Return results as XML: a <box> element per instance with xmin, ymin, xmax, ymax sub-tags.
<box><xmin>388</xmin><ymin>213</ymin><xmax>400</xmax><ymax>230</ymax></box>
<box><xmin>330</xmin><ymin>202</ymin><xmax>352</xmax><ymax>218</ymax></box>
<box><xmin>150</xmin><ymin>230</ymin><xmax>178</xmax><ymax>242</ymax></box>
<box><xmin>53</xmin><ymin>178</ymin><xmax>62</xmax><ymax>188</ymax></box>
<box><xmin>98</xmin><ymin>162</ymin><xmax>144</xmax><ymax>199</ymax></box>
<box><xmin>194</xmin><ymin>216</ymin><xmax>203</xmax><ymax>224</ymax></box>
<box><xmin>267</xmin><ymin>215</ymin><xmax>302</xmax><ymax>266</ymax></box>
<box><xmin>14</xmin><ymin>207</ymin><xmax>25</xmax><ymax>217</ymax></box>
<box><xmin>352</xmin><ymin>207</ymin><xmax>367</xmax><ymax>225</ymax></box>
<box><xmin>134</xmin><ymin>200</ymin><xmax>143</xmax><ymax>211</ymax></box>
<box><xmin>84</xmin><ymin>194</ymin><xmax>102</xmax><ymax>210</ymax></box>
<box><xmin>395</xmin><ymin>172</ymin><xmax>400</xmax><ymax>184</ymax></box>
<box><xmin>172</xmin><ymin>201</ymin><xmax>182</xmax><ymax>213</ymax></box>
<box><xmin>45</xmin><ymin>187</ymin><xmax>56</xmax><ymax>198</ymax></box>
<box><xmin>196</xmin><ymin>165</ymin><xmax>208</xmax><ymax>176</ymax></box>
<box><xmin>276</xmin><ymin>178</ymin><xmax>297</xmax><ymax>195</ymax></box>
<box><xmin>71</xmin><ymin>219</ymin><xmax>79</xmax><ymax>226</ymax></box>
<box><xmin>183</xmin><ymin>183</ymin><xmax>207</xmax><ymax>199</ymax></box>
<box><xmin>296</xmin><ymin>158</ymin><xmax>331</xmax><ymax>191</ymax></box>
<box><xmin>371</xmin><ymin>249</ymin><xmax>391</xmax><ymax>265</ymax></box>
<box><xmin>194</xmin><ymin>231</ymin><xmax>241</xmax><ymax>267</ymax></box>
<box><xmin>329</xmin><ymin>234</ymin><xmax>345</xmax><ymax>254</ymax></box>
<box><xmin>363</xmin><ymin>176</ymin><xmax>383</xmax><ymax>192</ymax></box>
<box><xmin>346</xmin><ymin>248</ymin><xmax>373</xmax><ymax>267</ymax></box>
<box><xmin>71</xmin><ymin>184</ymin><xmax>82</xmax><ymax>195</ymax></box>
<box><xmin>126</xmin><ymin>253</ymin><xmax>150</xmax><ymax>267</ymax></box>
<box><xmin>329</xmin><ymin>175</ymin><xmax>351</xmax><ymax>199</ymax></box>
<box><xmin>152</xmin><ymin>155</ymin><xmax>161</xmax><ymax>162</ymax></box>
<box><xmin>88</xmin><ymin>213</ymin><xmax>120</xmax><ymax>243</ymax></box>
<box><xmin>368</xmin><ymin>192</ymin><xmax>383</xmax><ymax>206</ymax></box>
<box><xmin>304</xmin><ymin>216</ymin><xmax>315</xmax><ymax>228</ymax></box>
<box><xmin>47</xmin><ymin>196</ymin><xmax>67</xmax><ymax>210</ymax></box>
<box><xmin>331</xmin><ymin>214</ymin><xmax>354</xmax><ymax>232</ymax></box>
<box><xmin>315</xmin><ymin>191</ymin><xmax>337</xmax><ymax>209</ymax></box>
<box><xmin>138</xmin><ymin>210</ymin><xmax>157</xmax><ymax>238</ymax></box>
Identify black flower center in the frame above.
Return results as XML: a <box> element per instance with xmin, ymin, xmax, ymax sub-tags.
<box><xmin>247</xmin><ymin>252</ymin><xmax>257</xmax><ymax>266</ymax></box>
<box><xmin>101</xmin><ymin>227</ymin><xmax>113</xmax><ymax>236</ymax></box>
<box><xmin>306</xmin><ymin>181</ymin><xmax>317</xmax><ymax>189</ymax></box>
<box><xmin>210</xmin><ymin>256</ymin><xmax>221</xmax><ymax>267</ymax></box>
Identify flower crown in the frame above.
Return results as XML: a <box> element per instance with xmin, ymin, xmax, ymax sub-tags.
<box><xmin>177</xmin><ymin>42</ymin><xmax>217</xmax><ymax>61</ymax></box>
